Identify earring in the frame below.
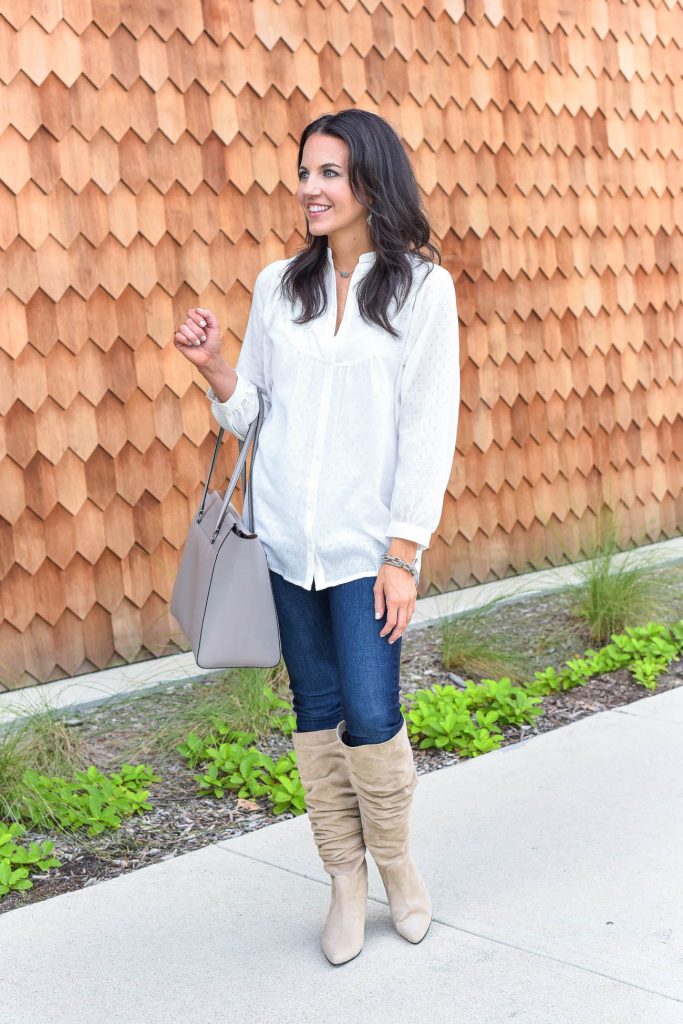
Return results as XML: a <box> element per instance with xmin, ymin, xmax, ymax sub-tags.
<box><xmin>367</xmin><ymin>212</ymin><xmax>373</xmax><ymax>224</ymax></box>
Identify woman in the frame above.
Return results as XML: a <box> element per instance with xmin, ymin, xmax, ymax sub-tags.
<box><xmin>173</xmin><ymin>109</ymin><xmax>460</xmax><ymax>966</ymax></box>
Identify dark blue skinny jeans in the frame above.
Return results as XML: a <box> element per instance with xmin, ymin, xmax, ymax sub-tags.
<box><xmin>268</xmin><ymin>569</ymin><xmax>405</xmax><ymax>747</ymax></box>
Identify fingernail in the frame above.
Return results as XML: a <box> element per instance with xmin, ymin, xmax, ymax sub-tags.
<box><xmin>194</xmin><ymin>338</ymin><xmax>201</xmax><ymax>346</ymax></box>
<box><xmin>199</xmin><ymin>318</ymin><xmax>206</xmax><ymax>327</ymax></box>
<box><xmin>196</xmin><ymin>307</ymin><xmax>205</xmax><ymax>314</ymax></box>
<box><xmin>388</xmin><ymin>639</ymin><xmax>395</xmax><ymax>644</ymax></box>
<box><xmin>375</xmin><ymin>611</ymin><xmax>381</xmax><ymax>619</ymax></box>
<box><xmin>201</xmin><ymin>334</ymin><xmax>207</xmax><ymax>341</ymax></box>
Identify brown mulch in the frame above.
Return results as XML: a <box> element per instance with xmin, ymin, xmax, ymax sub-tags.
<box><xmin>1</xmin><ymin>578</ymin><xmax>682</xmax><ymax>917</ymax></box>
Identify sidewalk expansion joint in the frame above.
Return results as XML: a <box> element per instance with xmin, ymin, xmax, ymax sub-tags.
<box><xmin>213</xmin><ymin>843</ymin><xmax>683</xmax><ymax>1004</ymax></box>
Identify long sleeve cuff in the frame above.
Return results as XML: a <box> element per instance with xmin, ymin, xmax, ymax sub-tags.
<box><xmin>206</xmin><ymin>375</ymin><xmax>259</xmax><ymax>441</ymax></box>
<box><xmin>206</xmin><ymin>373</ymin><xmax>250</xmax><ymax>413</ymax></box>
<box><xmin>386</xmin><ymin>519</ymin><xmax>430</xmax><ymax>550</ymax></box>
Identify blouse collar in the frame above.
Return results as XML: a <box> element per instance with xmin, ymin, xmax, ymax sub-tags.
<box><xmin>327</xmin><ymin>246</ymin><xmax>377</xmax><ymax>266</ymax></box>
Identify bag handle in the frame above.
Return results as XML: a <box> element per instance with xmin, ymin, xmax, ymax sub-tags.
<box><xmin>196</xmin><ymin>388</ymin><xmax>266</xmax><ymax>540</ymax></box>
<box><xmin>208</xmin><ymin>390</ymin><xmax>265</xmax><ymax>540</ymax></box>
<box><xmin>234</xmin><ymin>391</ymin><xmax>265</xmax><ymax>533</ymax></box>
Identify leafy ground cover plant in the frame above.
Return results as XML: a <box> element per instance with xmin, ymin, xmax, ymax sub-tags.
<box><xmin>0</xmin><ymin>682</ymin><xmax>301</xmax><ymax>904</ymax></box>
<box><xmin>527</xmin><ymin>621</ymin><xmax>683</xmax><ymax>695</ymax></box>
<box><xmin>16</xmin><ymin>763</ymin><xmax>160</xmax><ymax>837</ymax></box>
<box><xmin>402</xmin><ymin>679</ymin><xmax>544</xmax><ymax>755</ymax></box>
<box><xmin>177</xmin><ymin>720</ymin><xmax>306</xmax><ymax>816</ymax></box>
<box><xmin>0</xmin><ymin>762</ymin><xmax>159</xmax><ymax>896</ymax></box>
<box><xmin>0</xmin><ymin>821</ymin><xmax>62</xmax><ymax>896</ymax></box>
<box><xmin>404</xmin><ymin>619</ymin><xmax>683</xmax><ymax>755</ymax></box>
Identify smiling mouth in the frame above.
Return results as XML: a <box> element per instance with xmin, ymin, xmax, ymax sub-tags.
<box><xmin>308</xmin><ymin>205</ymin><xmax>332</xmax><ymax>213</ymax></box>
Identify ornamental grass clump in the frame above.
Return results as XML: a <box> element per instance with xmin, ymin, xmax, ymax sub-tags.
<box><xmin>562</xmin><ymin>504</ymin><xmax>683</xmax><ymax>643</ymax></box>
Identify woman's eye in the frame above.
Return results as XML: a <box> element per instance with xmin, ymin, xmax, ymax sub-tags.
<box><xmin>298</xmin><ymin>170</ymin><xmax>338</xmax><ymax>179</ymax></box>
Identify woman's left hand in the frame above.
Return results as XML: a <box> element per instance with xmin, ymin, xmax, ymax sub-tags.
<box><xmin>374</xmin><ymin>564</ymin><xmax>417</xmax><ymax>644</ymax></box>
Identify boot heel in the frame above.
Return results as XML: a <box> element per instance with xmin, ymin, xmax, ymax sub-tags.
<box><xmin>378</xmin><ymin>853</ymin><xmax>432</xmax><ymax>943</ymax></box>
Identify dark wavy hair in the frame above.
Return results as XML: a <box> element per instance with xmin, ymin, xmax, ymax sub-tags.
<box><xmin>279</xmin><ymin>109</ymin><xmax>440</xmax><ymax>339</ymax></box>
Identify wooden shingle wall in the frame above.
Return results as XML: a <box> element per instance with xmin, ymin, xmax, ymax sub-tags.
<box><xmin>1</xmin><ymin>2</ymin><xmax>682</xmax><ymax>688</ymax></box>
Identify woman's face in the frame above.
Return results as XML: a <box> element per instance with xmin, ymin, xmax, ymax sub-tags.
<box><xmin>297</xmin><ymin>133</ymin><xmax>371</xmax><ymax>247</ymax></box>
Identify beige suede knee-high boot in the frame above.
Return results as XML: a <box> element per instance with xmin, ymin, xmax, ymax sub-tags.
<box><xmin>336</xmin><ymin>718</ymin><xmax>432</xmax><ymax>944</ymax></box>
<box><xmin>292</xmin><ymin>727</ymin><xmax>368</xmax><ymax>965</ymax></box>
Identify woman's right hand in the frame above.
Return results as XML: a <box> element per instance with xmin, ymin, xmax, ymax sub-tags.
<box><xmin>173</xmin><ymin>307</ymin><xmax>222</xmax><ymax>369</ymax></box>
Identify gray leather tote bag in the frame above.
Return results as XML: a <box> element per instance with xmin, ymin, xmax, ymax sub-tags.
<box><xmin>171</xmin><ymin>389</ymin><xmax>281</xmax><ymax>669</ymax></box>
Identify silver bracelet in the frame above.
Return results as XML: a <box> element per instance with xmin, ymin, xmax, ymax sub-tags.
<box><xmin>382</xmin><ymin>551</ymin><xmax>419</xmax><ymax>585</ymax></box>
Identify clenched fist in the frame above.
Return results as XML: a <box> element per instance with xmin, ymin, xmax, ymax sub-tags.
<box><xmin>173</xmin><ymin>308</ymin><xmax>222</xmax><ymax>369</ymax></box>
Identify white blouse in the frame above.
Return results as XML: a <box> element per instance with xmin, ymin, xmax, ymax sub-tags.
<box><xmin>206</xmin><ymin>245</ymin><xmax>460</xmax><ymax>591</ymax></box>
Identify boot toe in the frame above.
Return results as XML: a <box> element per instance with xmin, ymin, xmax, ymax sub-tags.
<box><xmin>322</xmin><ymin>913</ymin><xmax>365</xmax><ymax>964</ymax></box>
<box><xmin>322</xmin><ymin>936</ymin><xmax>364</xmax><ymax>964</ymax></box>
<box><xmin>394</xmin><ymin>908</ymin><xmax>432</xmax><ymax>943</ymax></box>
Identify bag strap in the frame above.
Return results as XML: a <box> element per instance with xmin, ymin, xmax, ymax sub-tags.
<box><xmin>236</xmin><ymin>391</ymin><xmax>264</xmax><ymax>532</ymax></box>
<box><xmin>196</xmin><ymin>388</ymin><xmax>266</xmax><ymax>539</ymax></box>
<box><xmin>210</xmin><ymin>391</ymin><xmax>264</xmax><ymax>540</ymax></box>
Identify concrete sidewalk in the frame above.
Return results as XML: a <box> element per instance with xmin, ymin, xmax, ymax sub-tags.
<box><xmin>2</xmin><ymin>687</ymin><xmax>682</xmax><ymax>1024</ymax></box>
